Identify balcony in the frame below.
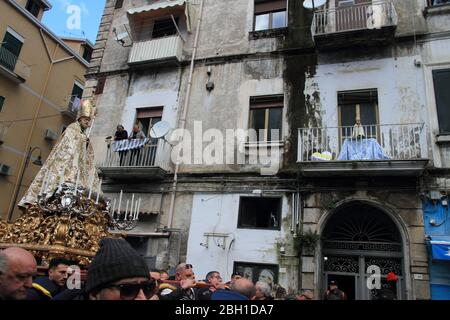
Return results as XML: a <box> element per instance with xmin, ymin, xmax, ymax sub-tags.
<box><xmin>0</xmin><ymin>47</ymin><xmax>31</xmax><ymax>83</ymax></box>
<box><xmin>128</xmin><ymin>35</ymin><xmax>183</xmax><ymax>66</ymax></box>
<box><xmin>311</xmin><ymin>1</ymin><xmax>398</xmax><ymax>50</ymax></box>
<box><xmin>99</xmin><ymin>139</ymin><xmax>169</xmax><ymax>180</ymax></box>
<box><xmin>297</xmin><ymin>123</ymin><xmax>429</xmax><ymax>177</ymax></box>
<box><xmin>61</xmin><ymin>95</ymin><xmax>81</xmax><ymax>120</ymax></box>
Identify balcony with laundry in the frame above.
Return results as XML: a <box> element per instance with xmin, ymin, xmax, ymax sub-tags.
<box><xmin>99</xmin><ymin>110</ymin><xmax>171</xmax><ymax>181</ymax></box>
<box><xmin>124</xmin><ymin>0</ymin><xmax>189</xmax><ymax>67</ymax></box>
<box><xmin>311</xmin><ymin>0</ymin><xmax>398</xmax><ymax>50</ymax></box>
<box><xmin>297</xmin><ymin>90</ymin><xmax>429</xmax><ymax>177</ymax></box>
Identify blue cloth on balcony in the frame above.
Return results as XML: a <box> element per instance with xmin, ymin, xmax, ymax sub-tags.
<box><xmin>112</xmin><ymin>138</ymin><xmax>150</xmax><ymax>152</ymax></box>
<box><xmin>337</xmin><ymin>138</ymin><xmax>390</xmax><ymax>161</ymax></box>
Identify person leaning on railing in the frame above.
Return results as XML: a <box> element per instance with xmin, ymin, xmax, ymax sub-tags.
<box><xmin>128</xmin><ymin>124</ymin><xmax>146</xmax><ymax>166</ymax></box>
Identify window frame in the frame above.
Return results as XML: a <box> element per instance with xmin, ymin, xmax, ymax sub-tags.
<box><xmin>25</xmin><ymin>0</ymin><xmax>41</xmax><ymax>18</ymax></box>
<box><xmin>249</xmin><ymin>95</ymin><xmax>284</xmax><ymax>142</ymax></box>
<box><xmin>135</xmin><ymin>107</ymin><xmax>164</xmax><ymax>138</ymax></box>
<box><xmin>432</xmin><ymin>68</ymin><xmax>450</xmax><ymax>135</ymax></box>
<box><xmin>337</xmin><ymin>89</ymin><xmax>380</xmax><ymax>142</ymax></box>
<box><xmin>95</xmin><ymin>77</ymin><xmax>106</xmax><ymax>95</ymax></box>
<box><xmin>253</xmin><ymin>0</ymin><xmax>287</xmax><ymax>32</ymax></box>
<box><xmin>237</xmin><ymin>196</ymin><xmax>282</xmax><ymax>231</ymax></box>
<box><xmin>1</xmin><ymin>27</ymin><xmax>24</xmax><ymax>72</ymax></box>
<box><xmin>115</xmin><ymin>0</ymin><xmax>124</xmax><ymax>9</ymax></box>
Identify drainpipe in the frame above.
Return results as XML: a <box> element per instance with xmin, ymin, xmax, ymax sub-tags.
<box><xmin>6</xmin><ymin>42</ymin><xmax>59</xmax><ymax>221</ymax></box>
<box><xmin>167</xmin><ymin>0</ymin><xmax>205</xmax><ymax>229</ymax></box>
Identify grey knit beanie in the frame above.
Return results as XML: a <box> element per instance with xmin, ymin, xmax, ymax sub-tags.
<box><xmin>86</xmin><ymin>238</ymin><xmax>150</xmax><ymax>293</ymax></box>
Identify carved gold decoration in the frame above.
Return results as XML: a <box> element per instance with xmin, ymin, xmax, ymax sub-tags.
<box><xmin>0</xmin><ymin>186</ymin><xmax>121</xmax><ymax>266</ymax></box>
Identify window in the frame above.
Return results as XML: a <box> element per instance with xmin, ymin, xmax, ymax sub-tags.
<box><xmin>136</xmin><ymin>107</ymin><xmax>163</xmax><ymax>138</ymax></box>
<box><xmin>432</xmin><ymin>69</ymin><xmax>450</xmax><ymax>134</ymax></box>
<box><xmin>26</xmin><ymin>0</ymin><xmax>41</xmax><ymax>18</ymax></box>
<box><xmin>82</xmin><ymin>45</ymin><xmax>93</xmax><ymax>62</ymax></box>
<box><xmin>249</xmin><ymin>95</ymin><xmax>283</xmax><ymax>142</ymax></box>
<box><xmin>69</xmin><ymin>82</ymin><xmax>83</xmax><ymax>113</ymax></box>
<box><xmin>0</xmin><ymin>96</ymin><xmax>5</xmax><ymax>112</ymax></box>
<box><xmin>152</xmin><ymin>18</ymin><xmax>178</xmax><ymax>39</ymax></box>
<box><xmin>234</xmin><ymin>262</ymin><xmax>278</xmax><ymax>286</ymax></box>
<box><xmin>0</xmin><ymin>29</ymin><xmax>24</xmax><ymax>71</ymax></box>
<box><xmin>428</xmin><ymin>0</ymin><xmax>450</xmax><ymax>6</ymax></box>
<box><xmin>338</xmin><ymin>89</ymin><xmax>379</xmax><ymax>139</ymax></box>
<box><xmin>238</xmin><ymin>197</ymin><xmax>281</xmax><ymax>230</ymax></box>
<box><xmin>95</xmin><ymin>77</ymin><xmax>106</xmax><ymax>95</ymax></box>
<box><xmin>115</xmin><ymin>0</ymin><xmax>124</xmax><ymax>9</ymax></box>
<box><xmin>254</xmin><ymin>0</ymin><xmax>287</xmax><ymax>31</ymax></box>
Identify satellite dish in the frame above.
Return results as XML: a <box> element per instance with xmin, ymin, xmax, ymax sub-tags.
<box><xmin>303</xmin><ymin>0</ymin><xmax>327</xmax><ymax>10</ymax></box>
<box><xmin>150</xmin><ymin>121</ymin><xmax>171</xmax><ymax>139</ymax></box>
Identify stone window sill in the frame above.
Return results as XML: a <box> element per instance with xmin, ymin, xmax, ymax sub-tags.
<box><xmin>436</xmin><ymin>134</ymin><xmax>450</xmax><ymax>145</ymax></box>
<box><xmin>249</xmin><ymin>27</ymin><xmax>288</xmax><ymax>40</ymax></box>
<box><xmin>424</xmin><ymin>4</ymin><xmax>450</xmax><ymax>16</ymax></box>
<box><xmin>244</xmin><ymin>140</ymin><xmax>285</xmax><ymax>148</ymax></box>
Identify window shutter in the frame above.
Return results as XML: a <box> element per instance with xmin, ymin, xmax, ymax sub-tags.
<box><xmin>433</xmin><ymin>69</ymin><xmax>450</xmax><ymax>134</ymax></box>
<box><xmin>254</xmin><ymin>0</ymin><xmax>287</xmax><ymax>14</ymax></box>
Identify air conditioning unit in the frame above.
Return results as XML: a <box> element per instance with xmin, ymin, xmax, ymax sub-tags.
<box><xmin>44</xmin><ymin>128</ymin><xmax>58</xmax><ymax>141</ymax></box>
<box><xmin>0</xmin><ymin>164</ymin><xmax>11</xmax><ymax>176</ymax></box>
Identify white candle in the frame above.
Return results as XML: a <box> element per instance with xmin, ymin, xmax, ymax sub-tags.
<box><xmin>130</xmin><ymin>193</ymin><xmax>135</xmax><ymax>218</ymax></box>
<box><xmin>111</xmin><ymin>198</ymin><xmax>116</xmax><ymax>219</ymax></box>
<box><xmin>124</xmin><ymin>200</ymin><xmax>129</xmax><ymax>220</ymax></box>
<box><xmin>117</xmin><ymin>190</ymin><xmax>123</xmax><ymax>216</ymax></box>
<box><xmin>136</xmin><ymin>198</ymin><xmax>141</xmax><ymax>220</ymax></box>
<box><xmin>95</xmin><ymin>178</ymin><xmax>102</xmax><ymax>204</ymax></box>
<box><xmin>133</xmin><ymin>198</ymin><xmax>138</xmax><ymax>220</ymax></box>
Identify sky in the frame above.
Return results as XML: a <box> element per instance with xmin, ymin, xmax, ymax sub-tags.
<box><xmin>42</xmin><ymin>0</ymin><xmax>107</xmax><ymax>44</ymax></box>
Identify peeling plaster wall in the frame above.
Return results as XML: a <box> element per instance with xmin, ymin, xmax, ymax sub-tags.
<box><xmin>310</xmin><ymin>54</ymin><xmax>430</xmax><ymax>160</ymax></box>
<box><xmin>186</xmin><ymin>193</ymin><xmax>298</xmax><ymax>292</ymax></box>
<box><xmin>176</xmin><ymin>60</ymin><xmax>288</xmax><ymax>174</ymax></box>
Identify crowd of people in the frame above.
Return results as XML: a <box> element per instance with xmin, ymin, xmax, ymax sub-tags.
<box><xmin>0</xmin><ymin>238</ymin><xmax>398</xmax><ymax>301</ymax></box>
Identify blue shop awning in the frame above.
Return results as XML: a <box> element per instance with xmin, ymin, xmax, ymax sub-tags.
<box><xmin>430</xmin><ymin>236</ymin><xmax>450</xmax><ymax>261</ymax></box>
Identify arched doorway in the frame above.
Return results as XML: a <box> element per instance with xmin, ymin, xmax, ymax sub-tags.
<box><xmin>321</xmin><ymin>202</ymin><xmax>406</xmax><ymax>300</ymax></box>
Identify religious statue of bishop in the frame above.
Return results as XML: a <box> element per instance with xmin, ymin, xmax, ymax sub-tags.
<box><xmin>18</xmin><ymin>99</ymin><xmax>100</xmax><ymax>208</ymax></box>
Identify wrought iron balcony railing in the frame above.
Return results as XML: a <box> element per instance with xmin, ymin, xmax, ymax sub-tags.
<box><xmin>312</xmin><ymin>1</ymin><xmax>398</xmax><ymax>36</ymax></box>
<box><xmin>298</xmin><ymin>123</ymin><xmax>427</xmax><ymax>163</ymax></box>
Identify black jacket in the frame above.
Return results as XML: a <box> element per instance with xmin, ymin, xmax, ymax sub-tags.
<box><xmin>27</xmin><ymin>277</ymin><xmax>66</xmax><ymax>300</ymax></box>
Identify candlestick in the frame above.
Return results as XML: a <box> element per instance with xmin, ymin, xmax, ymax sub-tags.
<box><xmin>124</xmin><ymin>200</ymin><xmax>129</xmax><ymax>220</ymax></box>
<box><xmin>136</xmin><ymin>198</ymin><xmax>141</xmax><ymax>221</ymax></box>
<box><xmin>130</xmin><ymin>193</ymin><xmax>135</xmax><ymax>219</ymax></box>
<box><xmin>95</xmin><ymin>178</ymin><xmax>102</xmax><ymax>204</ymax></box>
<box><xmin>87</xmin><ymin>169</ymin><xmax>95</xmax><ymax>199</ymax></box>
<box><xmin>117</xmin><ymin>190</ymin><xmax>123</xmax><ymax>217</ymax></box>
<box><xmin>111</xmin><ymin>198</ymin><xmax>116</xmax><ymax>219</ymax></box>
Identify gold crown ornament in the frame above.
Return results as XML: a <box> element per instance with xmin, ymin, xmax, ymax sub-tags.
<box><xmin>77</xmin><ymin>99</ymin><xmax>96</xmax><ymax>120</ymax></box>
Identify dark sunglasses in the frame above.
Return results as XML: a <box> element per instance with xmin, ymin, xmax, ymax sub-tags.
<box><xmin>107</xmin><ymin>281</ymin><xmax>155</xmax><ymax>300</ymax></box>
<box><xmin>185</xmin><ymin>264</ymin><xmax>193</xmax><ymax>269</ymax></box>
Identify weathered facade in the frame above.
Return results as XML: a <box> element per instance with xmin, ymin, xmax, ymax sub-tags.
<box><xmin>87</xmin><ymin>0</ymin><xmax>450</xmax><ymax>299</ymax></box>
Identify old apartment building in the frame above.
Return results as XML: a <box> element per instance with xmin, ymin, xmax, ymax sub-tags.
<box><xmin>86</xmin><ymin>0</ymin><xmax>450</xmax><ymax>299</ymax></box>
<box><xmin>0</xmin><ymin>0</ymin><xmax>93</xmax><ymax>221</ymax></box>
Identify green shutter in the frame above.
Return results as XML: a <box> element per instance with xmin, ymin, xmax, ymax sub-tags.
<box><xmin>1</xmin><ymin>32</ymin><xmax>23</xmax><ymax>71</ymax></box>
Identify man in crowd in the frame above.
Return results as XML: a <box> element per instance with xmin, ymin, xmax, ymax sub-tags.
<box><xmin>0</xmin><ymin>247</ymin><xmax>37</xmax><ymax>300</ymax></box>
<box><xmin>159</xmin><ymin>263</ymin><xmax>197</xmax><ymax>300</ymax></box>
<box><xmin>27</xmin><ymin>257</ymin><xmax>71</xmax><ymax>300</ymax></box>
<box><xmin>197</xmin><ymin>271</ymin><xmax>226</xmax><ymax>300</ymax></box>
<box><xmin>211</xmin><ymin>278</ymin><xmax>255</xmax><ymax>300</ymax></box>
<box><xmin>86</xmin><ymin>238</ymin><xmax>154</xmax><ymax>300</ymax></box>
<box><xmin>324</xmin><ymin>280</ymin><xmax>347</xmax><ymax>300</ymax></box>
<box><xmin>225</xmin><ymin>271</ymin><xmax>243</xmax><ymax>287</ymax></box>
